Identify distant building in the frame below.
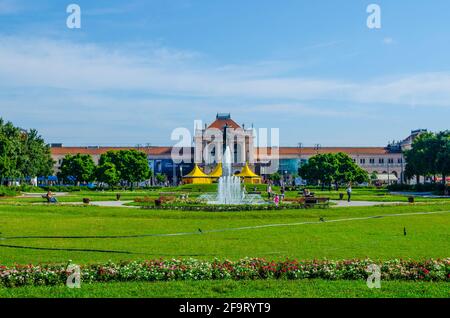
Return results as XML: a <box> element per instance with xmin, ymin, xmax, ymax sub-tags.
<box><xmin>49</xmin><ymin>114</ymin><xmax>427</xmax><ymax>185</ymax></box>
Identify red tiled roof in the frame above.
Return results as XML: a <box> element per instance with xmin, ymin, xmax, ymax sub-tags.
<box><xmin>256</xmin><ymin>147</ymin><xmax>390</xmax><ymax>156</ymax></box>
<box><xmin>207</xmin><ymin>118</ymin><xmax>241</xmax><ymax>130</ymax></box>
<box><xmin>50</xmin><ymin>146</ymin><xmax>175</xmax><ymax>156</ymax></box>
<box><xmin>51</xmin><ymin>146</ymin><xmax>390</xmax><ymax>158</ymax></box>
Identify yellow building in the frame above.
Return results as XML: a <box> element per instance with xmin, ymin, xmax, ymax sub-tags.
<box><xmin>236</xmin><ymin>163</ymin><xmax>262</xmax><ymax>184</ymax></box>
<box><xmin>182</xmin><ymin>164</ymin><xmax>211</xmax><ymax>184</ymax></box>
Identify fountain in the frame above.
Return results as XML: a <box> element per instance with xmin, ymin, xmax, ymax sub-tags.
<box><xmin>200</xmin><ymin>146</ymin><xmax>265</xmax><ymax>205</ymax></box>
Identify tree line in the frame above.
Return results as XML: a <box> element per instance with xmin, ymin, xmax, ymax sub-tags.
<box><xmin>57</xmin><ymin>150</ymin><xmax>152</xmax><ymax>189</ymax></box>
<box><xmin>0</xmin><ymin>118</ymin><xmax>53</xmax><ymax>184</ymax></box>
<box><xmin>404</xmin><ymin>130</ymin><xmax>450</xmax><ymax>184</ymax></box>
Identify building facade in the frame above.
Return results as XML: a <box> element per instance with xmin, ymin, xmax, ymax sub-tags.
<box><xmin>50</xmin><ymin>114</ymin><xmax>423</xmax><ymax>185</ymax></box>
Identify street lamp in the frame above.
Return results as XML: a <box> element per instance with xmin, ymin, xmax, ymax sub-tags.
<box><xmin>297</xmin><ymin>142</ymin><xmax>303</xmax><ymax>168</ymax></box>
<box><xmin>314</xmin><ymin>144</ymin><xmax>321</xmax><ymax>154</ymax></box>
<box><xmin>180</xmin><ymin>165</ymin><xmax>183</xmax><ymax>186</ymax></box>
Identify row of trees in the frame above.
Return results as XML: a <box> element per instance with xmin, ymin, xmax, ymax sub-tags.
<box><xmin>298</xmin><ymin>152</ymin><xmax>368</xmax><ymax>189</ymax></box>
<box><xmin>58</xmin><ymin>150</ymin><xmax>151</xmax><ymax>189</ymax></box>
<box><xmin>0</xmin><ymin>118</ymin><xmax>53</xmax><ymax>183</ymax></box>
<box><xmin>404</xmin><ymin>130</ymin><xmax>450</xmax><ymax>183</ymax></box>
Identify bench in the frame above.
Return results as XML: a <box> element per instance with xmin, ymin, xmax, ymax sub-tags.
<box><xmin>303</xmin><ymin>196</ymin><xmax>330</xmax><ymax>208</ymax></box>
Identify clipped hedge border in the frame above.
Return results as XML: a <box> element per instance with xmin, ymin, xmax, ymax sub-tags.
<box><xmin>0</xmin><ymin>258</ymin><xmax>449</xmax><ymax>288</ymax></box>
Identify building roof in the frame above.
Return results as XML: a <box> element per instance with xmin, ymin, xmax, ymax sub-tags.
<box><xmin>183</xmin><ymin>164</ymin><xmax>209</xmax><ymax>178</ymax></box>
<box><xmin>207</xmin><ymin>114</ymin><xmax>241</xmax><ymax>130</ymax></box>
<box><xmin>50</xmin><ymin>146</ymin><xmax>174</xmax><ymax>156</ymax></box>
<box><xmin>236</xmin><ymin>163</ymin><xmax>260</xmax><ymax>178</ymax></box>
<box><xmin>256</xmin><ymin>147</ymin><xmax>390</xmax><ymax>157</ymax></box>
<box><xmin>208</xmin><ymin>163</ymin><xmax>223</xmax><ymax>178</ymax></box>
<box><xmin>51</xmin><ymin>146</ymin><xmax>392</xmax><ymax>159</ymax></box>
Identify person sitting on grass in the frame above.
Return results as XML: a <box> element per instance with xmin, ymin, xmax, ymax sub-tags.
<box><xmin>42</xmin><ymin>190</ymin><xmax>58</xmax><ymax>203</ymax></box>
<box><xmin>302</xmin><ymin>188</ymin><xmax>311</xmax><ymax>197</ymax></box>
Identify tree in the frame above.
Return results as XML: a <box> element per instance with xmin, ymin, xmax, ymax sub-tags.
<box><xmin>58</xmin><ymin>154</ymin><xmax>95</xmax><ymax>184</ymax></box>
<box><xmin>18</xmin><ymin>129</ymin><xmax>53</xmax><ymax>178</ymax></box>
<box><xmin>95</xmin><ymin>162</ymin><xmax>119</xmax><ymax>189</ymax></box>
<box><xmin>370</xmin><ymin>172</ymin><xmax>378</xmax><ymax>184</ymax></box>
<box><xmin>436</xmin><ymin>131</ymin><xmax>450</xmax><ymax>183</ymax></box>
<box><xmin>404</xmin><ymin>130</ymin><xmax>450</xmax><ymax>184</ymax></box>
<box><xmin>99</xmin><ymin>149</ymin><xmax>151</xmax><ymax>188</ymax></box>
<box><xmin>268</xmin><ymin>172</ymin><xmax>281</xmax><ymax>184</ymax></box>
<box><xmin>335</xmin><ymin>153</ymin><xmax>368</xmax><ymax>187</ymax></box>
<box><xmin>155</xmin><ymin>173</ymin><xmax>167</xmax><ymax>185</ymax></box>
<box><xmin>299</xmin><ymin>153</ymin><xmax>368</xmax><ymax>189</ymax></box>
<box><xmin>299</xmin><ymin>153</ymin><xmax>338</xmax><ymax>189</ymax></box>
<box><xmin>0</xmin><ymin>118</ymin><xmax>53</xmax><ymax>184</ymax></box>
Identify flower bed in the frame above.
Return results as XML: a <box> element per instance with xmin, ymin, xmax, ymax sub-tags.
<box><xmin>0</xmin><ymin>258</ymin><xmax>449</xmax><ymax>287</ymax></box>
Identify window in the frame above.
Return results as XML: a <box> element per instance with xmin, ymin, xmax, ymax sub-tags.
<box><xmin>388</xmin><ymin>158</ymin><xmax>394</xmax><ymax>164</ymax></box>
<box><xmin>369</xmin><ymin>158</ymin><xmax>375</xmax><ymax>164</ymax></box>
<box><xmin>397</xmin><ymin>158</ymin><xmax>403</xmax><ymax>164</ymax></box>
<box><xmin>379</xmin><ymin>158</ymin><xmax>384</xmax><ymax>164</ymax></box>
<box><xmin>360</xmin><ymin>158</ymin><xmax>366</xmax><ymax>164</ymax></box>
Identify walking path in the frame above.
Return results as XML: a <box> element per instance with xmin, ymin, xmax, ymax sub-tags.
<box><xmin>60</xmin><ymin>200</ymin><xmax>136</xmax><ymax>208</ymax></box>
<box><xmin>21</xmin><ymin>192</ymin><xmax>69</xmax><ymax>198</ymax></box>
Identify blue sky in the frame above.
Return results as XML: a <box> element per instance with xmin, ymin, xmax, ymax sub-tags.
<box><xmin>0</xmin><ymin>0</ymin><xmax>449</xmax><ymax>146</ymax></box>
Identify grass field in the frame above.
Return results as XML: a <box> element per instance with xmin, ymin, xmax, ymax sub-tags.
<box><xmin>0</xmin><ymin>203</ymin><xmax>449</xmax><ymax>264</ymax></box>
<box><xmin>0</xmin><ymin>190</ymin><xmax>449</xmax><ymax>298</ymax></box>
<box><xmin>1</xmin><ymin>280</ymin><xmax>449</xmax><ymax>298</ymax></box>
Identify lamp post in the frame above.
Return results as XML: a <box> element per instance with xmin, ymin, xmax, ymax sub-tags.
<box><xmin>145</xmin><ymin>143</ymin><xmax>153</xmax><ymax>186</ymax></box>
<box><xmin>298</xmin><ymin>142</ymin><xmax>303</xmax><ymax>168</ymax></box>
<box><xmin>180</xmin><ymin>165</ymin><xmax>183</xmax><ymax>186</ymax></box>
<box><xmin>314</xmin><ymin>144</ymin><xmax>321</xmax><ymax>155</ymax></box>
<box><xmin>387</xmin><ymin>161</ymin><xmax>390</xmax><ymax>185</ymax></box>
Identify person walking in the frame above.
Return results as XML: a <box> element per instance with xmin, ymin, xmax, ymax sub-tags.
<box><xmin>346</xmin><ymin>183</ymin><xmax>352</xmax><ymax>202</ymax></box>
<box><xmin>273</xmin><ymin>194</ymin><xmax>280</xmax><ymax>207</ymax></box>
<box><xmin>267</xmin><ymin>183</ymin><xmax>272</xmax><ymax>199</ymax></box>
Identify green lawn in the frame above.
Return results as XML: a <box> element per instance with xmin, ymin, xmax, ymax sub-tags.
<box><xmin>0</xmin><ymin>203</ymin><xmax>449</xmax><ymax>265</ymax></box>
<box><xmin>0</xmin><ymin>197</ymin><xmax>449</xmax><ymax>298</ymax></box>
<box><xmin>1</xmin><ymin>279</ymin><xmax>449</xmax><ymax>298</ymax></box>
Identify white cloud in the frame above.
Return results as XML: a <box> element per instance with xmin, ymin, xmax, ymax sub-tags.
<box><xmin>0</xmin><ymin>36</ymin><xmax>449</xmax><ymax>108</ymax></box>
<box><xmin>383</xmin><ymin>37</ymin><xmax>394</xmax><ymax>45</ymax></box>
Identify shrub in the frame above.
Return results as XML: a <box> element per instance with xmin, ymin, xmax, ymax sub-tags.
<box><xmin>0</xmin><ymin>186</ymin><xmax>18</xmax><ymax>197</ymax></box>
